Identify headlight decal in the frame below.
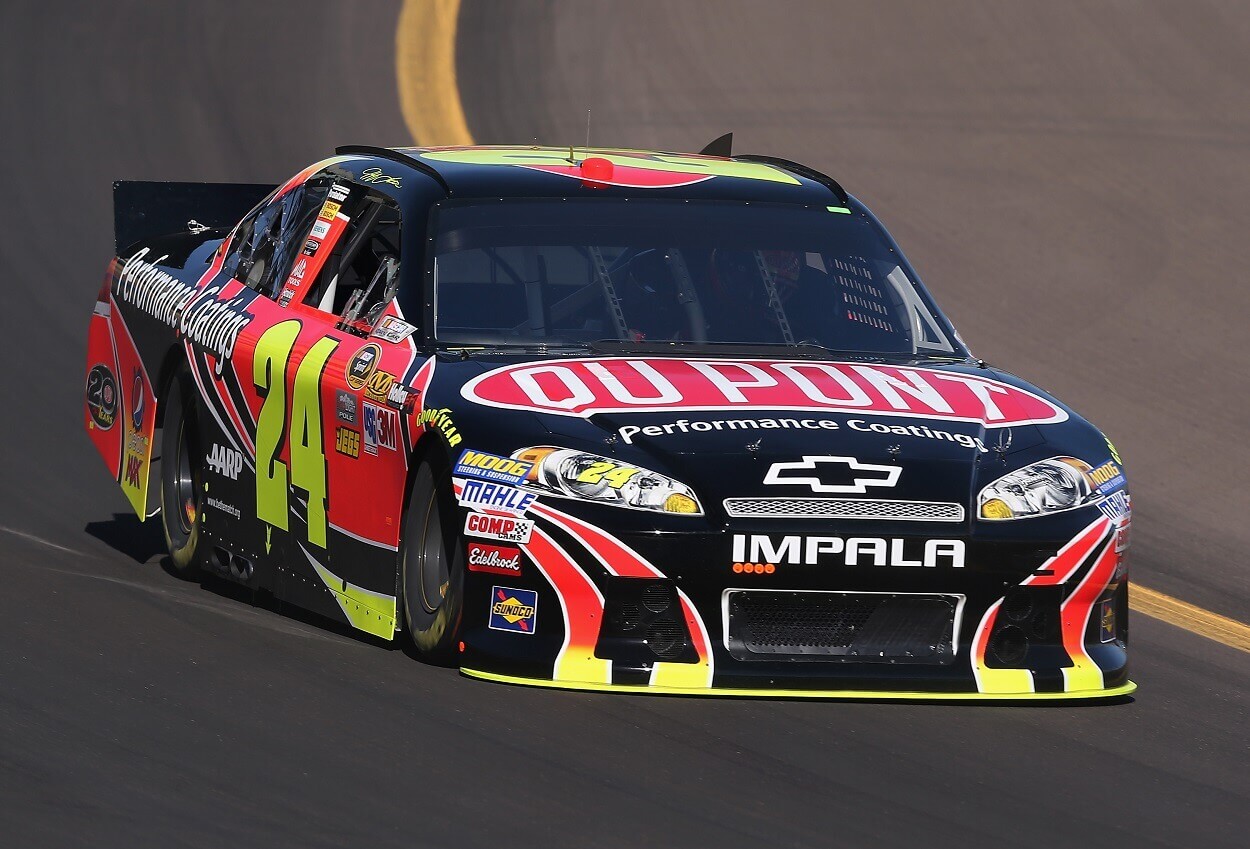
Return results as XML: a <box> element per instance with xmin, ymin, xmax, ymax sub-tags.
<box><xmin>978</xmin><ymin>456</ymin><xmax>1105</xmax><ymax>520</ymax></box>
<box><xmin>513</xmin><ymin>446</ymin><xmax>704</xmax><ymax>516</ymax></box>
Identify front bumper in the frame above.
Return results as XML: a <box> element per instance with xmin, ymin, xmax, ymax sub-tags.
<box><xmin>457</xmin><ymin>497</ymin><xmax>1132</xmax><ymax>700</ymax></box>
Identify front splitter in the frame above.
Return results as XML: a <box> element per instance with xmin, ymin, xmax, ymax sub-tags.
<box><xmin>461</xmin><ymin>668</ymin><xmax>1137</xmax><ymax>701</ymax></box>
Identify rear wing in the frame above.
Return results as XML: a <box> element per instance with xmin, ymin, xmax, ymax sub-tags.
<box><xmin>112</xmin><ymin>180</ymin><xmax>276</xmax><ymax>254</ymax></box>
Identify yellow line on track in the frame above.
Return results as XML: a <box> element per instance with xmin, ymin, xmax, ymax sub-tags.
<box><xmin>396</xmin><ymin>0</ymin><xmax>475</xmax><ymax>146</ymax></box>
<box><xmin>1132</xmin><ymin>585</ymin><xmax>1250</xmax><ymax>653</ymax></box>
<box><xmin>393</xmin><ymin>2</ymin><xmax>1250</xmax><ymax>659</ymax></box>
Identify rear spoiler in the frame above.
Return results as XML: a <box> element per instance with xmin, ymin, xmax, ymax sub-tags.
<box><xmin>113</xmin><ymin>180</ymin><xmax>276</xmax><ymax>254</ymax></box>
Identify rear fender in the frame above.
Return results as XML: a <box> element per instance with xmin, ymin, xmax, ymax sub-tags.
<box><xmin>83</xmin><ymin>262</ymin><xmax>158</xmax><ymax>519</ymax></box>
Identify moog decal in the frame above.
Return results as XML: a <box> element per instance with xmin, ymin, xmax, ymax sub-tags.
<box><xmin>461</xmin><ymin>358</ymin><xmax>1067</xmax><ymax>426</ymax></box>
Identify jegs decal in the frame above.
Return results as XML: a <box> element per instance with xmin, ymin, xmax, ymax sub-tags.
<box><xmin>461</xmin><ymin>358</ymin><xmax>1068</xmax><ymax>427</ymax></box>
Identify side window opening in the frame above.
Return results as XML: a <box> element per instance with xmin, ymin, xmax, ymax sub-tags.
<box><xmin>303</xmin><ymin>188</ymin><xmax>402</xmax><ymax>328</ymax></box>
<box><xmin>222</xmin><ymin>180</ymin><xmax>331</xmax><ymax>299</ymax></box>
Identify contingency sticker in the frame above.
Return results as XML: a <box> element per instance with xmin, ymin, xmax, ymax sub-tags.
<box><xmin>489</xmin><ymin>586</ymin><xmax>537</xmax><ymax>634</ymax></box>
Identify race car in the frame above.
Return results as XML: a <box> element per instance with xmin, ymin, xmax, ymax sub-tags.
<box><xmin>84</xmin><ymin>141</ymin><xmax>1134</xmax><ymax>699</ymax></box>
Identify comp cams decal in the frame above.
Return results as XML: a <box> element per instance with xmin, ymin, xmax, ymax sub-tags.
<box><xmin>461</xmin><ymin>358</ymin><xmax>1068</xmax><ymax>427</ymax></box>
<box><xmin>464</xmin><ymin>512</ymin><xmax>534</xmax><ymax>544</ymax></box>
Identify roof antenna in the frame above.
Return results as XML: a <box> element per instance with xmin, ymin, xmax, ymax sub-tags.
<box><xmin>586</xmin><ymin>108</ymin><xmax>592</xmax><ymax>152</ymax></box>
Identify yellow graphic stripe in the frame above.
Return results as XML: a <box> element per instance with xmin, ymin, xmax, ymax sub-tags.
<box><xmin>1132</xmin><ymin>585</ymin><xmax>1250</xmax><ymax>653</ymax></box>
<box><xmin>396</xmin><ymin>0</ymin><xmax>474</xmax><ymax>146</ymax></box>
<box><xmin>463</xmin><ymin>668</ymin><xmax>1136</xmax><ymax>701</ymax></box>
<box><xmin>971</xmin><ymin>600</ymin><xmax>1034</xmax><ymax>694</ymax></box>
<box><xmin>307</xmin><ymin>555</ymin><xmax>398</xmax><ymax>640</ymax></box>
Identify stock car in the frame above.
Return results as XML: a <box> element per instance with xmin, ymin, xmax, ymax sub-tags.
<box><xmin>84</xmin><ymin>141</ymin><xmax>1134</xmax><ymax>699</ymax></box>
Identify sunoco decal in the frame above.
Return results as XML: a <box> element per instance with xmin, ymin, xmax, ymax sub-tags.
<box><xmin>489</xmin><ymin>586</ymin><xmax>537</xmax><ymax>634</ymax></box>
<box><xmin>461</xmin><ymin>358</ymin><xmax>1068</xmax><ymax>427</ymax></box>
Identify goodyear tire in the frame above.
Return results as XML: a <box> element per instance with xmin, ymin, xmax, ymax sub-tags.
<box><xmin>400</xmin><ymin>458</ymin><xmax>465</xmax><ymax>664</ymax></box>
<box><xmin>159</xmin><ymin>374</ymin><xmax>204</xmax><ymax>578</ymax></box>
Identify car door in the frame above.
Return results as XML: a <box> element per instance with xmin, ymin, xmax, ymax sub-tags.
<box><xmin>209</xmin><ymin>167</ymin><xmax>415</xmax><ymax>632</ymax></box>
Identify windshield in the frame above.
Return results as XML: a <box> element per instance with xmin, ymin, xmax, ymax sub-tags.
<box><xmin>430</xmin><ymin>199</ymin><xmax>966</xmax><ymax>357</ymax></box>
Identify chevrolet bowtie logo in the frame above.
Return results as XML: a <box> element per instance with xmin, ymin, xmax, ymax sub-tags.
<box><xmin>763</xmin><ymin>456</ymin><xmax>901</xmax><ymax>494</ymax></box>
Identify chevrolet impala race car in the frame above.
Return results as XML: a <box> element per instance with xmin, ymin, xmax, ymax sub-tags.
<box><xmin>84</xmin><ymin>142</ymin><xmax>1134</xmax><ymax>699</ymax></box>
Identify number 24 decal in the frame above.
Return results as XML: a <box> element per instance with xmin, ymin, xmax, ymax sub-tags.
<box><xmin>254</xmin><ymin>321</ymin><xmax>337</xmax><ymax>548</ymax></box>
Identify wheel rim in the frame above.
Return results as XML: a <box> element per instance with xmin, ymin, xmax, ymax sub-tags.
<box><xmin>174</xmin><ymin>418</ymin><xmax>197</xmax><ymax>534</ymax></box>
<box><xmin>416</xmin><ymin>494</ymin><xmax>450</xmax><ymax>614</ymax></box>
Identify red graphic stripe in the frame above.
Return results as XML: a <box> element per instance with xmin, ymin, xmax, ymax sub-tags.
<box><xmin>1023</xmin><ymin>516</ymin><xmax>1111</xmax><ymax>586</ymax></box>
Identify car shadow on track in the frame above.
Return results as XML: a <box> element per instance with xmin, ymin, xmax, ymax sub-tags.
<box><xmin>83</xmin><ymin>512</ymin><xmax>167</xmax><ymax>564</ymax></box>
<box><xmin>82</xmin><ymin>512</ymin><xmax>423</xmax><ymax>658</ymax></box>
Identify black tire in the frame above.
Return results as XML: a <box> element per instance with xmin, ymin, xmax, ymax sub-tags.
<box><xmin>400</xmin><ymin>458</ymin><xmax>465</xmax><ymax>663</ymax></box>
<box><xmin>159</xmin><ymin>374</ymin><xmax>204</xmax><ymax>579</ymax></box>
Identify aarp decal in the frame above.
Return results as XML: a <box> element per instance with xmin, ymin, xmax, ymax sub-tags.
<box><xmin>461</xmin><ymin>358</ymin><xmax>1068</xmax><ymax>427</ymax></box>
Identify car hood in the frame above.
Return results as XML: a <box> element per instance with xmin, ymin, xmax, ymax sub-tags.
<box><xmin>434</xmin><ymin>353</ymin><xmax>1092</xmax><ymax>521</ymax></box>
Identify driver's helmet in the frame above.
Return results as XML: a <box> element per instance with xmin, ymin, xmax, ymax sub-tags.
<box><xmin>710</xmin><ymin>249</ymin><xmax>803</xmax><ymax>309</ymax></box>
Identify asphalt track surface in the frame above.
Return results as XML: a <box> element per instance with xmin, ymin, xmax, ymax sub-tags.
<box><xmin>1</xmin><ymin>2</ymin><xmax>1247</xmax><ymax>847</ymax></box>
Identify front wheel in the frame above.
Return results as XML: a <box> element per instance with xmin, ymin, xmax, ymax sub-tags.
<box><xmin>159</xmin><ymin>374</ymin><xmax>204</xmax><ymax>578</ymax></box>
<box><xmin>400</xmin><ymin>459</ymin><xmax>465</xmax><ymax>663</ymax></box>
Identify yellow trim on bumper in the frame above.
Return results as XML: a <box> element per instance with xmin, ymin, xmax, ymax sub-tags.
<box><xmin>461</xmin><ymin>668</ymin><xmax>1136</xmax><ymax>701</ymax></box>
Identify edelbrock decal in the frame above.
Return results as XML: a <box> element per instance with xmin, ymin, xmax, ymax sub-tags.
<box><xmin>466</xmin><ymin>542</ymin><xmax>523</xmax><ymax>576</ymax></box>
<box><xmin>461</xmin><ymin>358</ymin><xmax>1067</xmax><ymax>427</ymax></box>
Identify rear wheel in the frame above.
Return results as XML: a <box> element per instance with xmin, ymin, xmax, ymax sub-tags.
<box><xmin>159</xmin><ymin>375</ymin><xmax>204</xmax><ymax>578</ymax></box>
<box><xmin>400</xmin><ymin>459</ymin><xmax>465</xmax><ymax>663</ymax></box>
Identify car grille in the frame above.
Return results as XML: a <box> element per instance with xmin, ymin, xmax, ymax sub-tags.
<box><xmin>722</xmin><ymin>498</ymin><xmax>965</xmax><ymax>522</ymax></box>
<box><xmin>725</xmin><ymin>591</ymin><xmax>960</xmax><ymax>664</ymax></box>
